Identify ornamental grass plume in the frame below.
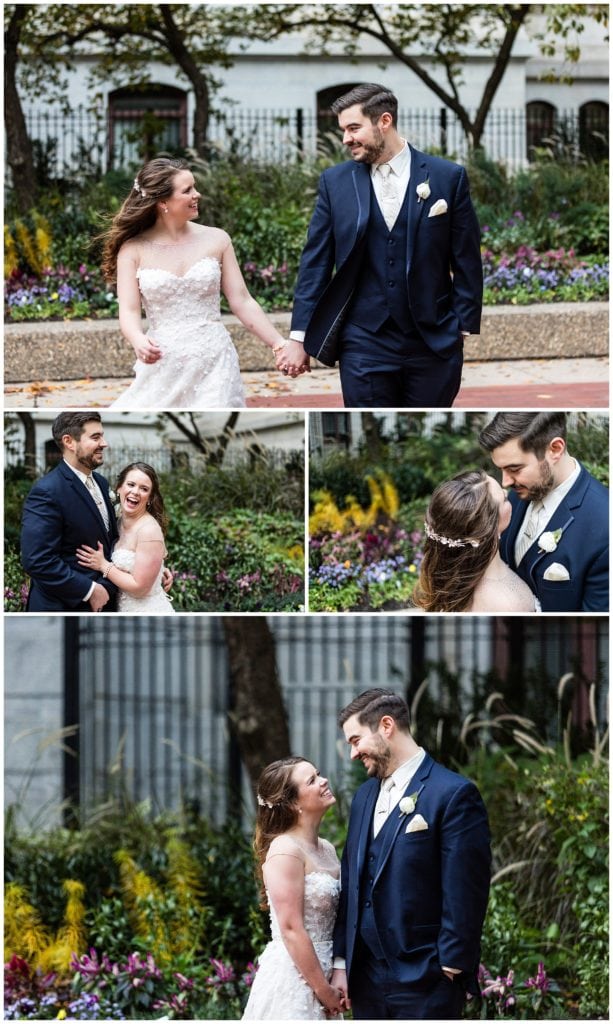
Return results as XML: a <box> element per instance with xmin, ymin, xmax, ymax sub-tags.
<box><xmin>310</xmin><ymin>471</ymin><xmax>400</xmax><ymax>537</ymax></box>
<box><xmin>4</xmin><ymin>882</ymin><xmax>50</xmax><ymax>965</ymax></box>
<box><xmin>4</xmin><ymin>225</ymin><xmax>19</xmax><ymax>276</ymax></box>
<box><xmin>38</xmin><ymin>879</ymin><xmax>88</xmax><ymax>974</ymax></box>
<box><xmin>115</xmin><ymin>849</ymin><xmax>168</xmax><ymax>964</ymax></box>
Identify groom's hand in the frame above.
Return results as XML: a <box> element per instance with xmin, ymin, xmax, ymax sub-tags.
<box><xmin>161</xmin><ymin>567</ymin><xmax>173</xmax><ymax>593</ymax></box>
<box><xmin>89</xmin><ymin>582</ymin><xmax>110</xmax><ymax>612</ymax></box>
<box><xmin>330</xmin><ymin>968</ymin><xmax>350</xmax><ymax>1010</ymax></box>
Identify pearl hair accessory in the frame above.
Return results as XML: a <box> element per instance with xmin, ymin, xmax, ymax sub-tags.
<box><xmin>133</xmin><ymin>177</ymin><xmax>147</xmax><ymax>198</ymax></box>
<box><xmin>257</xmin><ymin>794</ymin><xmax>275</xmax><ymax>809</ymax></box>
<box><xmin>424</xmin><ymin>521</ymin><xmax>480</xmax><ymax>548</ymax></box>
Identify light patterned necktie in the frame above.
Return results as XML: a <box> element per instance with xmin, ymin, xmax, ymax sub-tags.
<box><xmin>377</xmin><ymin>163</ymin><xmax>401</xmax><ymax>230</ymax></box>
<box><xmin>373</xmin><ymin>777</ymin><xmax>395</xmax><ymax>837</ymax></box>
<box><xmin>85</xmin><ymin>474</ymin><xmax>110</xmax><ymax>531</ymax></box>
<box><xmin>515</xmin><ymin>500</ymin><xmax>545</xmax><ymax>563</ymax></box>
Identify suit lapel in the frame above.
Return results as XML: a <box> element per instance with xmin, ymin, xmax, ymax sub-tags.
<box><xmin>58</xmin><ymin>462</ymin><xmax>110</xmax><ymax>537</ymax></box>
<box><xmin>373</xmin><ymin>754</ymin><xmax>434</xmax><ymax>886</ymax></box>
<box><xmin>351</xmin><ymin>164</ymin><xmax>372</xmax><ymax>249</ymax></box>
<box><xmin>356</xmin><ymin>781</ymin><xmax>379</xmax><ymax>877</ymax></box>
<box><xmin>406</xmin><ymin>146</ymin><xmax>428</xmax><ymax>271</ymax></box>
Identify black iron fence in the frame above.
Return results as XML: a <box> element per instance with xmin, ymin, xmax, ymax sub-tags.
<box><xmin>67</xmin><ymin>616</ymin><xmax>608</xmax><ymax>824</ymax></box>
<box><xmin>15</xmin><ymin>104</ymin><xmax>608</xmax><ymax>182</ymax></box>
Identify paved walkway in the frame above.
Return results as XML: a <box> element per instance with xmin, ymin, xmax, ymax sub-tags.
<box><xmin>4</xmin><ymin>356</ymin><xmax>608</xmax><ymax>409</ymax></box>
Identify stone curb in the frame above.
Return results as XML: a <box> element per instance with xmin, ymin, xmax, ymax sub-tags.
<box><xmin>3</xmin><ymin>302</ymin><xmax>608</xmax><ymax>382</ymax></box>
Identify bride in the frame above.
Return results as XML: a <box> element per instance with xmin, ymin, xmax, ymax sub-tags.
<box><xmin>76</xmin><ymin>462</ymin><xmax>174</xmax><ymax>614</ymax></box>
<box><xmin>413</xmin><ymin>469</ymin><xmax>538</xmax><ymax>612</ymax></box>
<box><xmin>101</xmin><ymin>157</ymin><xmax>303</xmax><ymax>409</ymax></box>
<box><xmin>243</xmin><ymin>757</ymin><xmax>345</xmax><ymax>1020</ymax></box>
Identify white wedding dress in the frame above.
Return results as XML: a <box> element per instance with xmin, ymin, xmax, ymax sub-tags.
<box><xmin>111</xmin><ymin>548</ymin><xmax>175</xmax><ymax>615</ymax></box>
<box><xmin>111</xmin><ymin>255</ymin><xmax>246</xmax><ymax>409</ymax></box>
<box><xmin>243</xmin><ymin>872</ymin><xmax>340</xmax><ymax>1020</ymax></box>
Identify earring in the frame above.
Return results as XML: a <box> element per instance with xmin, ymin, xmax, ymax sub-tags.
<box><xmin>163</xmin><ymin>206</ymin><xmax>168</xmax><ymax>214</ymax></box>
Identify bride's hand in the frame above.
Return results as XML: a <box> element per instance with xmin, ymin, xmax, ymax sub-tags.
<box><xmin>133</xmin><ymin>336</ymin><xmax>162</xmax><ymax>364</ymax></box>
<box><xmin>276</xmin><ymin>339</ymin><xmax>311</xmax><ymax>378</ymax></box>
<box><xmin>317</xmin><ymin>983</ymin><xmax>344</xmax><ymax>1017</ymax></box>
<box><xmin>76</xmin><ymin>541</ymin><xmax>105</xmax><ymax>571</ymax></box>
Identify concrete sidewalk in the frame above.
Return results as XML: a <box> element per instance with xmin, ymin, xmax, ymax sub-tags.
<box><xmin>3</xmin><ymin>356</ymin><xmax>608</xmax><ymax>409</ymax></box>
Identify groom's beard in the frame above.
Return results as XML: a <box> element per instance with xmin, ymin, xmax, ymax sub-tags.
<box><xmin>347</xmin><ymin>127</ymin><xmax>386</xmax><ymax>165</ymax></box>
<box><xmin>514</xmin><ymin>460</ymin><xmax>555</xmax><ymax>502</ymax></box>
<box><xmin>360</xmin><ymin>735</ymin><xmax>392</xmax><ymax>779</ymax></box>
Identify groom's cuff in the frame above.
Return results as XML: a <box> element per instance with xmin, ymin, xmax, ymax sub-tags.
<box><xmin>84</xmin><ymin>582</ymin><xmax>96</xmax><ymax>602</ymax></box>
<box><xmin>289</xmin><ymin>331</ymin><xmax>305</xmax><ymax>343</ymax></box>
<box><xmin>333</xmin><ymin>957</ymin><xmax>346</xmax><ymax>970</ymax></box>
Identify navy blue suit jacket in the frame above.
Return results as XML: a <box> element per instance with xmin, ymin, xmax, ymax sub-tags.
<box><xmin>291</xmin><ymin>146</ymin><xmax>483</xmax><ymax>366</ymax></box>
<box><xmin>333</xmin><ymin>753</ymin><xmax>490</xmax><ymax>993</ymax></box>
<box><xmin>500</xmin><ymin>465</ymin><xmax>609</xmax><ymax>611</ymax></box>
<box><xmin>21</xmin><ymin>461</ymin><xmax>119</xmax><ymax>611</ymax></box>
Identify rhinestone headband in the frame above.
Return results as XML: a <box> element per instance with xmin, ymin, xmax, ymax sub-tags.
<box><xmin>424</xmin><ymin>520</ymin><xmax>480</xmax><ymax>548</ymax></box>
<box><xmin>133</xmin><ymin>177</ymin><xmax>147</xmax><ymax>198</ymax></box>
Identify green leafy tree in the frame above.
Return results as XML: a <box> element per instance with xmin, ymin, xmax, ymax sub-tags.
<box><xmin>245</xmin><ymin>4</ymin><xmax>608</xmax><ymax>149</ymax></box>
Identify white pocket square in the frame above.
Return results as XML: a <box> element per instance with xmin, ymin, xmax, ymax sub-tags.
<box><xmin>428</xmin><ymin>199</ymin><xmax>448</xmax><ymax>218</ymax></box>
<box><xmin>406</xmin><ymin>814</ymin><xmax>429</xmax><ymax>833</ymax></box>
<box><xmin>543</xmin><ymin>562</ymin><xmax>570</xmax><ymax>582</ymax></box>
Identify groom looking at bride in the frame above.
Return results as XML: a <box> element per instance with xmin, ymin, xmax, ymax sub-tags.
<box><xmin>480</xmin><ymin>412</ymin><xmax>609</xmax><ymax>611</ymax></box>
<box><xmin>285</xmin><ymin>83</ymin><xmax>482</xmax><ymax>407</ymax></box>
<box><xmin>332</xmin><ymin>689</ymin><xmax>490</xmax><ymax>1019</ymax></box>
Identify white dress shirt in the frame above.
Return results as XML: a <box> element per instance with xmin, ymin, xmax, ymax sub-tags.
<box><xmin>514</xmin><ymin>459</ymin><xmax>581</xmax><ymax>565</ymax></box>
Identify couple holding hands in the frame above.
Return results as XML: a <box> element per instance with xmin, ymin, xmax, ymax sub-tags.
<box><xmin>243</xmin><ymin>688</ymin><xmax>491</xmax><ymax>1020</ymax></box>
<box><xmin>104</xmin><ymin>83</ymin><xmax>481</xmax><ymax>410</ymax></box>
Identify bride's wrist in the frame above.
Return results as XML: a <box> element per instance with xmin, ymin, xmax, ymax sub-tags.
<box><xmin>102</xmin><ymin>562</ymin><xmax>112</xmax><ymax>579</ymax></box>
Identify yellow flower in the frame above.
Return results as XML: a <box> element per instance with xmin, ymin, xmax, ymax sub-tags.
<box><xmin>57</xmin><ymin>1011</ymin><xmax>67</xmax><ymax>1020</ymax></box>
<box><xmin>408</xmin><ymin>564</ymin><xmax>416</xmax><ymax>573</ymax></box>
<box><xmin>344</xmin><ymin>560</ymin><xmax>351</xmax><ymax>568</ymax></box>
<box><xmin>51</xmin><ymin>292</ymin><xmax>59</xmax><ymax>300</ymax></box>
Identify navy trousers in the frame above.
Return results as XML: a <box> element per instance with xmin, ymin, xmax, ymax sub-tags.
<box><xmin>350</xmin><ymin>947</ymin><xmax>466</xmax><ymax>1020</ymax></box>
<box><xmin>339</xmin><ymin>319</ymin><xmax>463</xmax><ymax>408</ymax></box>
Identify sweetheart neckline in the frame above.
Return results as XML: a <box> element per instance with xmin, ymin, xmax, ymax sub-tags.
<box><xmin>137</xmin><ymin>255</ymin><xmax>220</xmax><ymax>280</ymax></box>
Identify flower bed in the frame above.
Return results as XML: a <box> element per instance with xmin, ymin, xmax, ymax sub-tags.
<box><xmin>5</xmin><ymin>265</ymin><xmax>118</xmax><ymax>322</ymax></box>
<box><xmin>482</xmin><ymin>245</ymin><xmax>609</xmax><ymax>304</ymax></box>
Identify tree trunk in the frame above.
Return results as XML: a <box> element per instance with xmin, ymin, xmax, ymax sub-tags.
<box><xmin>4</xmin><ymin>5</ymin><xmax>37</xmax><ymax>213</ymax></box>
<box><xmin>222</xmin><ymin>617</ymin><xmax>291</xmax><ymax>794</ymax></box>
<box><xmin>17</xmin><ymin>412</ymin><xmax>37</xmax><ymax>478</ymax></box>
<box><xmin>158</xmin><ymin>4</ymin><xmax>210</xmax><ymax>155</ymax></box>
<box><xmin>360</xmin><ymin>411</ymin><xmax>384</xmax><ymax>461</ymax></box>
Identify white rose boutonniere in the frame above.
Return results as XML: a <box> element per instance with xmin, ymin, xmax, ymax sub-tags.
<box><xmin>398</xmin><ymin>784</ymin><xmax>424</xmax><ymax>818</ymax></box>
<box><xmin>416</xmin><ymin>181</ymin><xmax>431</xmax><ymax>203</ymax></box>
<box><xmin>538</xmin><ymin>528</ymin><xmax>562</xmax><ymax>553</ymax></box>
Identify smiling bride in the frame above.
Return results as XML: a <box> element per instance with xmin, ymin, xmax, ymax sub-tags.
<box><xmin>76</xmin><ymin>462</ymin><xmax>174</xmax><ymax>614</ymax></box>
<box><xmin>100</xmin><ymin>157</ymin><xmax>303</xmax><ymax>409</ymax></box>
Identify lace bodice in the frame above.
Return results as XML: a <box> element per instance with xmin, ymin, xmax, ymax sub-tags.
<box><xmin>242</xmin><ymin>871</ymin><xmax>340</xmax><ymax>1020</ymax></box>
<box><xmin>111</xmin><ymin>547</ymin><xmax>175</xmax><ymax>615</ymax></box>
<box><xmin>269</xmin><ymin>871</ymin><xmax>340</xmax><ymax>944</ymax></box>
<box><xmin>111</xmin><ymin>253</ymin><xmax>245</xmax><ymax>409</ymax></box>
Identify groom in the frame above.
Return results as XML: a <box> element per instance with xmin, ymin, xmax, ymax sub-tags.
<box><xmin>332</xmin><ymin>688</ymin><xmax>490</xmax><ymax>1019</ymax></box>
<box><xmin>479</xmin><ymin>412</ymin><xmax>609</xmax><ymax>611</ymax></box>
<box><xmin>21</xmin><ymin>412</ymin><xmax>119</xmax><ymax>612</ymax></box>
<box><xmin>285</xmin><ymin>83</ymin><xmax>482</xmax><ymax>407</ymax></box>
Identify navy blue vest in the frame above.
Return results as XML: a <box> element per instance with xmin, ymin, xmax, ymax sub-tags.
<box><xmin>347</xmin><ymin>180</ymin><xmax>414</xmax><ymax>335</ymax></box>
<box><xmin>358</xmin><ymin>809</ymin><xmax>396</xmax><ymax>960</ymax></box>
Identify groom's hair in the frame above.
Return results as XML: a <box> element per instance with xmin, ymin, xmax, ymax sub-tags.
<box><xmin>338</xmin><ymin>688</ymin><xmax>410</xmax><ymax>732</ymax></box>
<box><xmin>479</xmin><ymin>412</ymin><xmax>567</xmax><ymax>460</ymax></box>
<box><xmin>330</xmin><ymin>84</ymin><xmax>398</xmax><ymax>127</ymax></box>
<box><xmin>52</xmin><ymin>411</ymin><xmax>102</xmax><ymax>451</ymax></box>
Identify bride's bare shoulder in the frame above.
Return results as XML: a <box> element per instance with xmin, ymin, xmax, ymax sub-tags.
<box><xmin>198</xmin><ymin>224</ymin><xmax>231</xmax><ymax>251</ymax></box>
<box><xmin>265</xmin><ymin>834</ymin><xmax>306</xmax><ymax>864</ymax></box>
<box><xmin>471</xmin><ymin>577</ymin><xmax>534</xmax><ymax>612</ymax></box>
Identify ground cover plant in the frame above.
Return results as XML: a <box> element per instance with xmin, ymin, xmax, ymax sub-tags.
<box><xmin>4</xmin><ymin>148</ymin><xmax>608</xmax><ymax>322</ymax></box>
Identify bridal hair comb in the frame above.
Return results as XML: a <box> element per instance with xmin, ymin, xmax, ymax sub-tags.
<box><xmin>257</xmin><ymin>794</ymin><xmax>276</xmax><ymax>809</ymax></box>
<box><xmin>133</xmin><ymin>177</ymin><xmax>147</xmax><ymax>198</ymax></box>
<box><xmin>424</xmin><ymin>521</ymin><xmax>480</xmax><ymax>548</ymax></box>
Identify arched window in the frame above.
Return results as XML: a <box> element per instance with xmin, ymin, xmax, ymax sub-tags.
<box><xmin>579</xmin><ymin>101</ymin><xmax>609</xmax><ymax>162</ymax></box>
<box><xmin>109</xmin><ymin>85</ymin><xmax>188</xmax><ymax>168</ymax></box>
<box><xmin>526</xmin><ymin>100</ymin><xmax>556</xmax><ymax>159</ymax></box>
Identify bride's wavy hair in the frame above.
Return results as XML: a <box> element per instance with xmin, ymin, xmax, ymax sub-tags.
<box><xmin>100</xmin><ymin>157</ymin><xmax>190</xmax><ymax>283</ymax></box>
<box><xmin>116</xmin><ymin>462</ymin><xmax>168</xmax><ymax>536</ymax></box>
<box><xmin>253</xmin><ymin>756</ymin><xmax>307</xmax><ymax>908</ymax></box>
<box><xmin>413</xmin><ymin>470</ymin><xmax>501</xmax><ymax>612</ymax></box>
